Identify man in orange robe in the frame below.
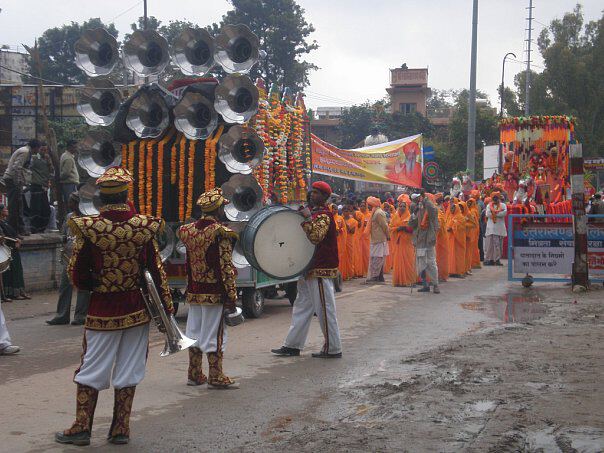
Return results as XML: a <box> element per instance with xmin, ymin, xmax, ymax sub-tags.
<box><xmin>353</xmin><ymin>208</ymin><xmax>365</xmax><ymax>277</ymax></box>
<box><xmin>448</xmin><ymin>200</ymin><xmax>467</xmax><ymax>277</ymax></box>
<box><xmin>466</xmin><ymin>198</ymin><xmax>482</xmax><ymax>269</ymax></box>
<box><xmin>342</xmin><ymin>206</ymin><xmax>357</xmax><ymax>279</ymax></box>
<box><xmin>359</xmin><ymin>202</ymin><xmax>371</xmax><ymax>277</ymax></box>
<box><xmin>435</xmin><ymin>194</ymin><xmax>449</xmax><ymax>282</ymax></box>
<box><xmin>332</xmin><ymin>205</ymin><xmax>349</xmax><ymax>280</ymax></box>
<box><xmin>389</xmin><ymin>198</ymin><xmax>416</xmax><ymax>286</ymax></box>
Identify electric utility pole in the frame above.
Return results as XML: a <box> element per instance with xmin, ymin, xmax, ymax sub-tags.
<box><xmin>466</xmin><ymin>0</ymin><xmax>478</xmax><ymax>178</ymax></box>
<box><xmin>524</xmin><ymin>0</ymin><xmax>534</xmax><ymax>115</ymax></box>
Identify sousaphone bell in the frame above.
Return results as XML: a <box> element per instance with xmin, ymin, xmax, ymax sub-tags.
<box><xmin>78</xmin><ymin>130</ymin><xmax>122</xmax><ymax>178</ymax></box>
<box><xmin>74</xmin><ymin>28</ymin><xmax>119</xmax><ymax>77</ymax></box>
<box><xmin>218</xmin><ymin>125</ymin><xmax>264</xmax><ymax>174</ymax></box>
<box><xmin>123</xmin><ymin>29</ymin><xmax>170</xmax><ymax>76</ymax></box>
<box><xmin>173</xmin><ymin>84</ymin><xmax>218</xmax><ymax>140</ymax></box>
<box><xmin>126</xmin><ymin>84</ymin><xmax>173</xmax><ymax>139</ymax></box>
<box><xmin>214</xmin><ymin>74</ymin><xmax>259</xmax><ymax>124</ymax></box>
<box><xmin>214</xmin><ymin>24</ymin><xmax>260</xmax><ymax>74</ymax></box>
<box><xmin>221</xmin><ymin>174</ymin><xmax>263</xmax><ymax>222</ymax></box>
<box><xmin>171</xmin><ymin>27</ymin><xmax>215</xmax><ymax>75</ymax></box>
<box><xmin>77</xmin><ymin>78</ymin><xmax>122</xmax><ymax>126</ymax></box>
<box><xmin>77</xmin><ymin>179</ymin><xmax>102</xmax><ymax>216</ymax></box>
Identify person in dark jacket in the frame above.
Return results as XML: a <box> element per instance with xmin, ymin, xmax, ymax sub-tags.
<box><xmin>0</xmin><ymin>204</ymin><xmax>30</xmax><ymax>300</ymax></box>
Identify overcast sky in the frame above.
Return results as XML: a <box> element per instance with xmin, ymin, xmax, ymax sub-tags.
<box><xmin>1</xmin><ymin>0</ymin><xmax>602</xmax><ymax>109</ymax></box>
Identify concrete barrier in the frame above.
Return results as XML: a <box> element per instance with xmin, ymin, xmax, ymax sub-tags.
<box><xmin>18</xmin><ymin>233</ymin><xmax>62</xmax><ymax>292</ymax></box>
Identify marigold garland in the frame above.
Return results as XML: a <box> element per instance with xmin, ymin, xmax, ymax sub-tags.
<box><xmin>178</xmin><ymin>134</ymin><xmax>187</xmax><ymax>221</ymax></box>
<box><xmin>170</xmin><ymin>133</ymin><xmax>180</xmax><ymax>185</ymax></box>
<box><xmin>138</xmin><ymin>140</ymin><xmax>146</xmax><ymax>214</ymax></box>
<box><xmin>156</xmin><ymin>129</ymin><xmax>174</xmax><ymax>218</ymax></box>
<box><xmin>186</xmin><ymin>139</ymin><xmax>195</xmax><ymax>219</ymax></box>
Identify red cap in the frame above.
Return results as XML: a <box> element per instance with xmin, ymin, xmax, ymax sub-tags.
<box><xmin>312</xmin><ymin>181</ymin><xmax>332</xmax><ymax>196</ymax></box>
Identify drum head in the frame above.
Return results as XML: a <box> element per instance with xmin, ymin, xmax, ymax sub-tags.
<box><xmin>0</xmin><ymin>245</ymin><xmax>11</xmax><ymax>260</ymax></box>
<box><xmin>251</xmin><ymin>209</ymin><xmax>315</xmax><ymax>279</ymax></box>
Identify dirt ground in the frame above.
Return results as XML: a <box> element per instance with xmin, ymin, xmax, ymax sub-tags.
<box><xmin>238</xmin><ymin>284</ymin><xmax>604</xmax><ymax>453</ymax></box>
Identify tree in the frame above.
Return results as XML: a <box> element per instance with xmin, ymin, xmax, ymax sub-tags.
<box><xmin>32</xmin><ymin>18</ymin><xmax>119</xmax><ymax>85</ymax></box>
<box><xmin>218</xmin><ymin>0</ymin><xmax>318</xmax><ymax>91</ymax></box>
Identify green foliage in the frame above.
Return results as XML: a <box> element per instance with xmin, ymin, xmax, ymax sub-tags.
<box><xmin>510</xmin><ymin>4</ymin><xmax>604</xmax><ymax>156</ymax></box>
<box><xmin>218</xmin><ymin>0</ymin><xmax>318</xmax><ymax>91</ymax></box>
<box><xmin>48</xmin><ymin>118</ymin><xmax>88</xmax><ymax>150</ymax></box>
<box><xmin>338</xmin><ymin>101</ymin><xmax>434</xmax><ymax>149</ymax></box>
<box><xmin>32</xmin><ymin>18</ymin><xmax>119</xmax><ymax>84</ymax></box>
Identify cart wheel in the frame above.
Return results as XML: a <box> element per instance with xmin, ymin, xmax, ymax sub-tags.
<box><xmin>285</xmin><ymin>282</ymin><xmax>298</xmax><ymax>306</ymax></box>
<box><xmin>242</xmin><ymin>288</ymin><xmax>265</xmax><ymax>318</ymax></box>
<box><xmin>334</xmin><ymin>271</ymin><xmax>343</xmax><ymax>292</ymax></box>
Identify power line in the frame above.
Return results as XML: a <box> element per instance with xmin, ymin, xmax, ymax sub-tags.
<box><xmin>111</xmin><ymin>1</ymin><xmax>144</xmax><ymax>22</ymax></box>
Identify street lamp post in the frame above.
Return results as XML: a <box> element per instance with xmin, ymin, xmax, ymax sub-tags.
<box><xmin>500</xmin><ymin>52</ymin><xmax>516</xmax><ymax>118</ymax></box>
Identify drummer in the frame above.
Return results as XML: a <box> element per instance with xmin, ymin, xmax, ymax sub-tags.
<box><xmin>272</xmin><ymin>181</ymin><xmax>343</xmax><ymax>358</ymax></box>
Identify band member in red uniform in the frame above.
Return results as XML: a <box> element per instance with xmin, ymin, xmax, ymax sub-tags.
<box><xmin>56</xmin><ymin>167</ymin><xmax>173</xmax><ymax>446</ymax></box>
<box><xmin>272</xmin><ymin>181</ymin><xmax>342</xmax><ymax>358</ymax></box>
<box><xmin>178</xmin><ymin>188</ymin><xmax>239</xmax><ymax>389</ymax></box>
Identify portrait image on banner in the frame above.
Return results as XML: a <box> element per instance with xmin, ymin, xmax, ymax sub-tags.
<box><xmin>311</xmin><ymin>133</ymin><xmax>423</xmax><ymax>187</ymax></box>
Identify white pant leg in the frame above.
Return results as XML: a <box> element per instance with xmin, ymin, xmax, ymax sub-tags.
<box><xmin>112</xmin><ymin>324</ymin><xmax>150</xmax><ymax>389</ymax></box>
<box><xmin>425</xmin><ymin>248</ymin><xmax>439</xmax><ymax>285</ymax></box>
<box><xmin>185</xmin><ymin>304</ymin><xmax>203</xmax><ymax>348</ymax></box>
<box><xmin>284</xmin><ymin>278</ymin><xmax>315</xmax><ymax>350</ymax></box>
<box><xmin>311</xmin><ymin>278</ymin><xmax>342</xmax><ymax>354</ymax></box>
<box><xmin>75</xmin><ymin>329</ymin><xmax>123</xmax><ymax>391</ymax></box>
<box><xmin>0</xmin><ymin>302</ymin><xmax>12</xmax><ymax>350</ymax></box>
<box><xmin>198</xmin><ymin>305</ymin><xmax>226</xmax><ymax>353</ymax></box>
<box><xmin>495</xmin><ymin>236</ymin><xmax>504</xmax><ymax>261</ymax></box>
<box><xmin>484</xmin><ymin>235</ymin><xmax>494</xmax><ymax>261</ymax></box>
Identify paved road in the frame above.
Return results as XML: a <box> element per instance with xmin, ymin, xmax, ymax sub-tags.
<box><xmin>1</xmin><ymin>267</ymin><xmax>510</xmax><ymax>452</ymax></box>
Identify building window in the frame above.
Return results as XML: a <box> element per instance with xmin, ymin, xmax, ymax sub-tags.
<box><xmin>399</xmin><ymin>103</ymin><xmax>417</xmax><ymax>114</ymax></box>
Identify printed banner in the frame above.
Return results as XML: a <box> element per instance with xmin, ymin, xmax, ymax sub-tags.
<box><xmin>311</xmin><ymin>133</ymin><xmax>423</xmax><ymax>187</ymax></box>
<box><xmin>512</xmin><ymin>221</ymin><xmax>604</xmax><ymax>275</ymax></box>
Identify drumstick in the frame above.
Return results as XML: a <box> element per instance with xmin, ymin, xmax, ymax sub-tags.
<box><xmin>0</xmin><ymin>236</ymin><xmax>19</xmax><ymax>243</ymax></box>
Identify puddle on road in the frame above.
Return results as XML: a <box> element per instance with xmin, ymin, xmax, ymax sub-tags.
<box><xmin>461</xmin><ymin>292</ymin><xmax>547</xmax><ymax>323</ymax></box>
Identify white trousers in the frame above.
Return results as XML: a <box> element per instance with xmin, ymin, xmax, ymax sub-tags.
<box><xmin>284</xmin><ymin>277</ymin><xmax>342</xmax><ymax>354</ymax></box>
<box><xmin>74</xmin><ymin>324</ymin><xmax>149</xmax><ymax>391</ymax></box>
<box><xmin>0</xmin><ymin>302</ymin><xmax>12</xmax><ymax>350</ymax></box>
<box><xmin>416</xmin><ymin>247</ymin><xmax>439</xmax><ymax>286</ymax></box>
<box><xmin>484</xmin><ymin>235</ymin><xmax>504</xmax><ymax>261</ymax></box>
<box><xmin>185</xmin><ymin>305</ymin><xmax>227</xmax><ymax>353</ymax></box>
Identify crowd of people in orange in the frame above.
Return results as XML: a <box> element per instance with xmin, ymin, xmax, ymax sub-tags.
<box><xmin>331</xmin><ymin>190</ymin><xmax>488</xmax><ymax>288</ymax></box>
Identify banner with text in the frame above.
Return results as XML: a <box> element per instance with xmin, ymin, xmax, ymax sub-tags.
<box><xmin>311</xmin><ymin>133</ymin><xmax>423</xmax><ymax>187</ymax></box>
<box><xmin>513</xmin><ymin>222</ymin><xmax>604</xmax><ymax>275</ymax></box>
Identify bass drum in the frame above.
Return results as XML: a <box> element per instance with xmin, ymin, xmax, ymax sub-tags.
<box><xmin>240</xmin><ymin>205</ymin><xmax>315</xmax><ymax>280</ymax></box>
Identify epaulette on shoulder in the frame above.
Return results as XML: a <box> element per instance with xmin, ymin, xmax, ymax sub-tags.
<box><xmin>67</xmin><ymin>215</ymin><xmax>98</xmax><ymax>239</ymax></box>
<box><xmin>213</xmin><ymin>224</ymin><xmax>239</xmax><ymax>242</ymax></box>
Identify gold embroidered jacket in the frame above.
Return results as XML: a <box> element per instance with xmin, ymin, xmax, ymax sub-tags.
<box><xmin>67</xmin><ymin>203</ymin><xmax>173</xmax><ymax>330</ymax></box>
<box><xmin>177</xmin><ymin>216</ymin><xmax>238</xmax><ymax>305</ymax></box>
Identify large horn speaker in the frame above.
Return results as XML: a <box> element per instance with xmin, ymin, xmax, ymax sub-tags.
<box><xmin>78</xmin><ymin>130</ymin><xmax>122</xmax><ymax>178</ymax></box>
<box><xmin>78</xmin><ymin>179</ymin><xmax>102</xmax><ymax>216</ymax></box>
<box><xmin>77</xmin><ymin>79</ymin><xmax>122</xmax><ymax>126</ymax></box>
<box><xmin>74</xmin><ymin>28</ymin><xmax>119</xmax><ymax>77</ymax></box>
<box><xmin>214</xmin><ymin>74</ymin><xmax>259</xmax><ymax>124</ymax></box>
<box><xmin>123</xmin><ymin>29</ymin><xmax>170</xmax><ymax>76</ymax></box>
<box><xmin>221</xmin><ymin>174</ymin><xmax>263</xmax><ymax>222</ymax></box>
<box><xmin>125</xmin><ymin>85</ymin><xmax>172</xmax><ymax>139</ymax></box>
<box><xmin>173</xmin><ymin>85</ymin><xmax>218</xmax><ymax>139</ymax></box>
<box><xmin>171</xmin><ymin>27</ymin><xmax>215</xmax><ymax>75</ymax></box>
<box><xmin>218</xmin><ymin>125</ymin><xmax>264</xmax><ymax>174</ymax></box>
<box><xmin>214</xmin><ymin>24</ymin><xmax>260</xmax><ymax>74</ymax></box>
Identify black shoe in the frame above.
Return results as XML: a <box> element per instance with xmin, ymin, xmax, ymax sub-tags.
<box><xmin>55</xmin><ymin>431</ymin><xmax>91</xmax><ymax>446</ymax></box>
<box><xmin>71</xmin><ymin>319</ymin><xmax>85</xmax><ymax>326</ymax></box>
<box><xmin>46</xmin><ymin>318</ymin><xmax>69</xmax><ymax>325</ymax></box>
<box><xmin>271</xmin><ymin>346</ymin><xmax>300</xmax><ymax>356</ymax></box>
<box><xmin>433</xmin><ymin>286</ymin><xmax>441</xmax><ymax>294</ymax></box>
<box><xmin>108</xmin><ymin>434</ymin><xmax>130</xmax><ymax>445</ymax></box>
<box><xmin>311</xmin><ymin>351</ymin><xmax>342</xmax><ymax>358</ymax></box>
<box><xmin>484</xmin><ymin>260</ymin><xmax>493</xmax><ymax>266</ymax></box>
<box><xmin>494</xmin><ymin>260</ymin><xmax>503</xmax><ymax>266</ymax></box>
<box><xmin>417</xmin><ymin>286</ymin><xmax>430</xmax><ymax>293</ymax></box>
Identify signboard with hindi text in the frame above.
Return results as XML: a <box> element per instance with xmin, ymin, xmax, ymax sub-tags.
<box><xmin>311</xmin><ymin>133</ymin><xmax>423</xmax><ymax>187</ymax></box>
<box><xmin>512</xmin><ymin>221</ymin><xmax>604</xmax><ymax>275</ymax></box>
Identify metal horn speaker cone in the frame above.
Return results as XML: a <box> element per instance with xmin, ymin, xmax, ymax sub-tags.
<box><xmin>157</xmin><ymin>226</ymin><xmax>175</xmax><ymax>263</ymax></box>
<box><xmin>221</xmin><ymin>174</ymin><xmax>263</xmax><ymax>222</ymax></box>
<box><xmin>174</xmin><ymin>89</ymin><xmax>218</xmax><ymax>140</ymax></box>
<box><xmin>214</xmin><ymin>74</ymin><xmax>259</xmax><ymax>124</ymax></box>
<box><xmin>171</xmin><ymin>27</ymin><xmax>215</xmax><ymax>75</ymax></box>
<box><xmin>75</xmin><ymin>28</ymin><xmax>119</xmax><ymax>77</ymax></box>
<box><xmin>77</xmin><ymin>78</ymin><xmax>122</xmax><ymax>126</ymax></box>
<box><xmin>78</xmin><ymin>130</ymin><xmax>122</xmax><ymax>178</ymax></box>
<box><xmin>214</xmin><ymin>24</ymin><xmax>260</xmax><ymax>74</ymax></box>
<box><xmin>218</xmin><ymin>125</ymin><xmax>264</xmax><ymax>174</ymax></box>
<box><xmin>78</xmin><ymin>179</ymin><xmax>102</xmax><ymax>216</ymax></box>
<box><xmin>123</xmin><ymin>29</ymin><xmax>170</xmax><ymax>76</ymax></box>
<box><xmin>232</xmin><ymin>239</ymin><xmax>250</xmax><ymax>268</ymax></box>
<box><xmin>125</xmin><ymin>85</ymin><xmax>171</xmax><ymax>139</ymax></box>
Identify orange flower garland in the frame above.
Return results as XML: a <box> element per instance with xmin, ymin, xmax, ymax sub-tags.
<box><xmin>156</xmin><ymin>129</ymin><xmax>174</xmax><ymax>218</ymax></box>
<box><xmin>170</xmin><ymin>132</ymin><xmax>181</xmax><ymax>185</ymax></box>
<box><xmin>145</xmin><ymin>138</ymin><xmax>157</xmax><ymax>216</ymax></box>
<box><xmin>204</xmin><ymin>125</ymin><xmax>224</xmax><ymax>192</ymax></box>
<box><xmin>138</xmin><ymin>140</ymin><xmax>146</xmax><ymax>213</ymax></box>
<box><xmin>186</xmin><ymin>139</ymin><xmax>195</xmax><ymax>219</ymax></box>
<box><xmin>178</xmin><ymin>134</ymin><xmax>187</xmax><ymax>221</ymax></box>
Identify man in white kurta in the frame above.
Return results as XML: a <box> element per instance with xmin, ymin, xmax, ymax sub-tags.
<box><xmin>484</xmin><ymin>192</ymin><xmax>508</xmax><ymax>266</ymax></box>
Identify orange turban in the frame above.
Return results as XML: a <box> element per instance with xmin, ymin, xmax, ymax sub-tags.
<box><xmin>397</xmin><ymin>193</ymin><xmax>411</xmax><ymax>204</ymax></box>
<box><xmin>367</xmin><ymin>196</ymin><xmax>381</xmax><ymax>208</ymax></box>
